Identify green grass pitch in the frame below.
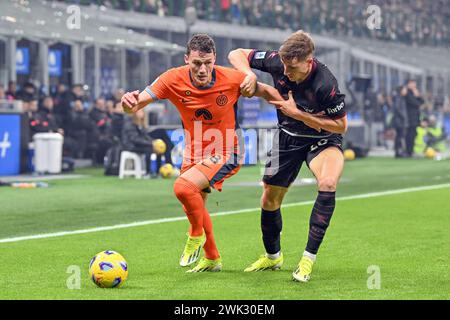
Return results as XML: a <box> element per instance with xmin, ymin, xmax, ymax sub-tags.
<box><xmin>0</xmin><ymin>157</ymin><xmax>449</xmax><ymax>299</ymax></box>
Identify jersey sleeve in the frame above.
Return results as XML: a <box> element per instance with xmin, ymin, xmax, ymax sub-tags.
<box><xmin>318</xmin><ymin>81</ymin><xmax>346</xmax><ymax>120</ymax></box>
<box><xmin>145</xmin><ymin>69</ymin><xmax>174</xmax><ymax>100</ymax></box>
<box><xmin>248</xmin><ymin>50</ymin><xmax>283</xmax><ymax>74</ymax></box>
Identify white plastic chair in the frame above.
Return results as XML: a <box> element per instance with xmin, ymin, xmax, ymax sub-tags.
<box><xmin>119</xmin><ymin>151</ymin><xmax>146</xmax><ymax>179</ymax></box>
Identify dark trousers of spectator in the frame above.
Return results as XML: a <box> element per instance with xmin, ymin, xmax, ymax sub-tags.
<box><xmin>394</xmin><ymin>126</ymin><xmax>407</xmax><ymax>157</ymax></box>
<box><xmin>405</xmin><ymin>126</ymin><xmax>417</xmax><ymax>157</ymax></box>
<box><xmin>64</xmin><ymin>135</ymin><xmax>87</xmax><ymax>159</ymax></box>
<box><xmin>92</xmin><ymin>136</ymin><xmax>113</xmax><ymax>165</ymax></box>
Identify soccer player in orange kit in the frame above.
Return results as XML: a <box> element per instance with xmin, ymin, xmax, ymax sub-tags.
<box><xmin>121</xmin><ymin>34</ymin><xmax>283</xmax><ymax>272</ymax></box>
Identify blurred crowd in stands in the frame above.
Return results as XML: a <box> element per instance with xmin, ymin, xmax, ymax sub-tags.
<box><xmin>59</xmin><ymin>0</ymin><xmax>450</xmax><ymax>48</ymax></box>
<box><xmin>1</xmin><ymin>79</ymin><xmax>449</xmax><ymax>161</ymax></box>
<box><xmin>0</xmin><ymin>81</ymin><xmax>173</xmax><ymax>170</ymax></box>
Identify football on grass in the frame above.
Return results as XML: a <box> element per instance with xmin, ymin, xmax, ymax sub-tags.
<box><xmin>89</xmin><ymin>250</ymin><xmax>128</xmax><ymax>288</ymax></box>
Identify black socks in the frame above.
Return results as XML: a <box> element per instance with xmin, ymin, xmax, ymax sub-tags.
<box><xmin>261</xmin><ymin>208</ymin><xmax>282</xmax><ymax>254</ymax></box>
<box><xmin>306</xmin><ymin>191</ymin><xmax>336</xmax><ymax>254</ymax></box>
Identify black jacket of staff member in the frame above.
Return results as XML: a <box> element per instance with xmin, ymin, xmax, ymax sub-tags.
<box><xmin>35</xmin><ymin>96</ymin><xmax>62</xmax><ymax>133</ymax></box>
<box><xmin>121</xmin><ymin>110</ymin><xmax>153</xmax><ymax>174</ymax></box>
<box><xmin>110</xmin><ymin>102</ymin><xmax>125</xmax><ymax>141</ymax></box>
<box><xmin>392</xmin><ymin>86</ymin><xmax>409</xmax><ymax>157</ymax></box>
<box><xmin>55</xmin><ymin>84</ymin><xmax>85</xmax><ymax>130</ymax></box>
<box><xmin>90</xmin><ymin>98</ymin><xmax>113</xmax><ymax>164</ymax></box>
<box><xmin>404</xmin><ymin>80</ymin><xmax>424</xmax><ymax>157</ymax></box>
<box><xmin>25</xmin><ymin>99</ymin><xmax>40</xmax><ymax>141</ymax></box>
<box><xmin>90</xmin><ymin>98</ymin><xmax>112</xmax><ymax>136</ymax></box>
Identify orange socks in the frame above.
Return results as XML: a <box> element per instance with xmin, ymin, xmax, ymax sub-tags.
<box><xmin>174</xmin><ymin>177</ymin><xmax>220</xmax><ymax>260</ymax></box>
<box><xmin>201</xmin><ymin>206</ymin><xmax>220</xmax><ymax>260</ymax></box>
<box><xmin>173</xmin><ymin>177</ymin><xmax>204</xmax><ymax>236</ymax></box>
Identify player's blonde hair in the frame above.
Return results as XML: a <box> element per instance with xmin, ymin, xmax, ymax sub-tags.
<box><xmin>279</xmin><ymin>30</ymin><xmax>315</xmax><ymax>62</ymax></box>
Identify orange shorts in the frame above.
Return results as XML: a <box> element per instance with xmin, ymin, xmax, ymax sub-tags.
<box><xmin>180</xmin><ymin>153</ymin><xmax>241</xmax><ymax>192</ymax></box>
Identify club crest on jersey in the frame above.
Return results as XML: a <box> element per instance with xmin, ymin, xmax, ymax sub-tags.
<box><xmin>216</xmin><ymin>94</ymin><xmax>228</xmax><ymax>106</ymax></box>
<box><xmin>185</xmin><ymin>90</ymin><xmax>191</xmax><ymax>96</ymax></box>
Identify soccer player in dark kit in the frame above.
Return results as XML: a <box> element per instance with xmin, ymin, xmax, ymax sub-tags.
<box><xmin>229</xmin><ymin>30</ymin><xmax>348</xmax><ymax>282</ymax></box>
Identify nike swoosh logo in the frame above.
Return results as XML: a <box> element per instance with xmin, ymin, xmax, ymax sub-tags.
<box><xmin>200</xmin><ymin>163</ymin><xmax>211</xmax><ymax>169</ymax></box>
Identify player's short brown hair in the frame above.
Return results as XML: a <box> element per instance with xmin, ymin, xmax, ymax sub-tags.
<box><xmin>279</xmin><ymin>30</ymin><xmax>315</xmax><ymax>62</ymax></box>
<box><xmin>186</xmin><ymin>34</ymin><xmax>216</xmax><ymax>55</ymax></box>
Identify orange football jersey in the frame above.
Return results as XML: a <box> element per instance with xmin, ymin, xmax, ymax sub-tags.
<box><xmin>146</xmin><ymin>65</ymin><xmax>246</xmax><ymax>164</ymax></box>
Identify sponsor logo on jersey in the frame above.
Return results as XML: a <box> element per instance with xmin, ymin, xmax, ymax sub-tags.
<box><xmin>326</xmin><ymin>101</ymin><xmax>345</xmax><ymax>114</ymax></box>
<box><xmin>181</xmin><ymin>98</ymin><xmax>192</xmax><ymax>104</ymax></box>
<box><xmin>300</xmin><ymin>105</ymin><xmax>315</xmax><ymax>113</ymax></box>
<box><xmin>255</xmin><ymin>52</ymin><xmax>266</xmax><ymax>59</ymax></box>
<box><xmin>195</xmin><ymin>108</ymin><xmax>213</xmax><ymax>120</ymax></box>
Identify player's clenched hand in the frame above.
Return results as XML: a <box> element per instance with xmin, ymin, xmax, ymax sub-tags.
<box><xmin>269</xmin><ymin>91</ymin><xmax>300</xmax><ymax>119</ymax></box>
<box><xmin>240</xmin><ymin>72</ymin><xmax>257</xmax><ymax>97</ymax></box>
<box><xmin>270</xmin><ymin>91</ymin><xmax>321</xmax><ymax>132</ymax></box>
<box><xmin>121</xmin><ymin>90</ymin><xmax>140</xmax><ymax>113</ymax></box>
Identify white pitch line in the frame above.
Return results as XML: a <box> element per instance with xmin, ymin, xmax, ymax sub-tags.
<box><xmin>1</xmin><ymin>183</ymin><xmax>450</xmax><ymax>244</ymax></box>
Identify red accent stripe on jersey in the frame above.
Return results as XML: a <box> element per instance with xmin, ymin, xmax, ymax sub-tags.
<box><xmin>247</xmin><ymin>50</ymin><xmax>256</xmax><ymax>63</ymax></box>
<box><xmin>329</xmin><ymin>86</ymin><xmax>336</xmax><ymax>98</ymax></box>
<box><xmin>268</xmin><ymin>52</ymin><xmax>278</xmax><ymax>59</ymax></box>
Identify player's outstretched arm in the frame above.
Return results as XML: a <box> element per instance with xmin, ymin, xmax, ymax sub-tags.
<box><xmin>228</xmin><ymin>48</ymin><xmax>257</xmax><ymax>97</ymax></box>
<box><xmin>121</xmin><ymin>90</ymin><xmax>154</xmax><ymax>114</ymax></box>
<box><xmin>254</xmin><ymin>82</ymin><xmax>284</xmax><ymax>102</ymax></box>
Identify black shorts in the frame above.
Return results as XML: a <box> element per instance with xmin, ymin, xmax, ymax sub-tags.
<box><xmin>263</xmin><ymin>129</ymin><xmax>343</xmax><ymax>188</ymax></box>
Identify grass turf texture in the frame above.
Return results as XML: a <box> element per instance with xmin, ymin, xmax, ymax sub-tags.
<box><xmin>0</xmin><ymin>157</ymin><xmax>449</xmax><ymax>299</ymax></box>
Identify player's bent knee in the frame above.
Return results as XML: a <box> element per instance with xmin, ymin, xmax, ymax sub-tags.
<box><xmin>317</xmin><ymin>177</ymin><xmax>338</xmax><ymax>191</ymax></box>
<box><xmin>261</xmin><ymin>198</ymin><xmax>281</xmax><ymax>211</ymax></box>
<box><xmin>261</xmin><ymin>190</ymin><xmax>284</xmax><ymax>210</ymax></box>
<box><xmin>173</xmin><ymin>177</ymin><xmax>199</xmax><ymax>201</ymax></box>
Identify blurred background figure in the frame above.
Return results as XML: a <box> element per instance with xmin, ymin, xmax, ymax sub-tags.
<box><xmin>414</xmin><ymin>115</ymin><xmax>447</xmax><ymax>156</ymax></box>
<box><xmin>0</xmin><ymin>84</ymin><xmax>5</xmax><ymax>100</ymax></box>
<box><xmin>90</xmin><ymin>97</ymin><xmax>113</xmax><ymax>165</ymax></box>
<box><xmin>55</xmin><ymin>84</ymin><xmax>86</xmax><ymax>132</ymax></box>
<box><xmin>36</xmin><ymin>96</ymin><xmax>64</xmax><ymax>136</ymax></box>
<box><xmin>6</xmin><ymin>81</ymin><xmax>17</xmax><ymax>100</ymax></box>
<box><xmin>392</xmin><ymin>85</ymin><xmax>409</xmax><ymax>158</ymax></box>
<box><xmin>121</xmin><ymin>109</ymin><xmax>154</xmax><ymax>176</ymax></box>
<box><xmin>404</xmin><ymin>79</ymin><xmax>424</xmax><ymax>158</ymax></box>
<box><xmin>63</xmin><ymin>99</ymin><xmax>95</xmax><ymax>159</ymax></box>
<box><xmin>110</xmin><ymin>101</ymin><xmax>125</xmax><ymax>142</ymax></box>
